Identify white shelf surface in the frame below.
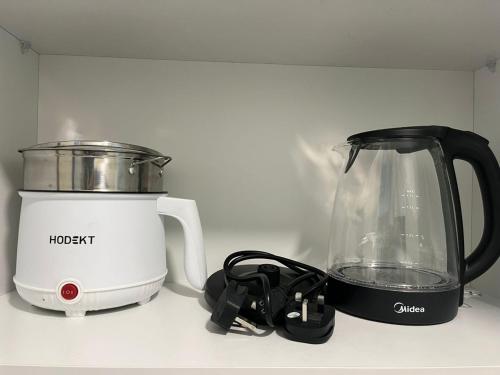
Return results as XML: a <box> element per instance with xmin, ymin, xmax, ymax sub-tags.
<box><xmin>1</xmin><ymin>284</ymin><xmax>500</xmax><ymax>374</ymax></box>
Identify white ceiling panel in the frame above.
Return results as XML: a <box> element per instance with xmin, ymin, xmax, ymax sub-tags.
<box><xmin>0</xmin><ymin>0</ymin><xmax>499</xmax><ymax>70</ymax></box>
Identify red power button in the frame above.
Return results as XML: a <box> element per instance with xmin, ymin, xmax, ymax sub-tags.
<box><xmin>60</xmin><ymin>283</ymin><xmax>79</xmax><ymax>300</ymax></box>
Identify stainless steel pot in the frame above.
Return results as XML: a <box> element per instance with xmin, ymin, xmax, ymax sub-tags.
<box><xmin>19</xmin><ymin>141</ymin><xmax>172</xmax><ymax>192</ymax></box>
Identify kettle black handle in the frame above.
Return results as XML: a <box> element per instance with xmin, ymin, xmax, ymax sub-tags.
<box><xmin>441</xmin><ymin>128</ymin><xmax>500</xmax><ymax>283</ymax></box>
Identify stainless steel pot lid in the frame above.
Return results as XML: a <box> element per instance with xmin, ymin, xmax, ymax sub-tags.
<box><xmin>19</xmin><ymin>140</ymin><xmax>164</xmax><ymax>157</ymax></box>
<box><xmin>19</xmin><ymin>140</ymin><xmax>172</xmax><ymax>193</ymax></box>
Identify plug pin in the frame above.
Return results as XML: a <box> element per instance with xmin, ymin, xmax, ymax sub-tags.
<box><xmin>302</xmin><ymin>299</ymin><xmax>308</xmax><ymax>322</ymax></box>
<box><xmin>235</xmin><ymin>316</ymin><xmax>259</xmax><ymax>334</ymax></box>
<box><xmin>295</xmin><ymin>292</ymin><xmax>302</xmax><ymax>302</ymax></box>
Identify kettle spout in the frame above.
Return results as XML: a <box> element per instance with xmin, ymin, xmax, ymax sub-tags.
<box><xmin>332</xmin><ymin>142</ymin><xmax>360</xmax><ymax>174</ymax></box>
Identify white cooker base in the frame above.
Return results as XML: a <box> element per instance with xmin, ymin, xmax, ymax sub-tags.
<box><xmin>14</xmin><ymin>274</ymin><xmax>166</xmax><ymax>317</ymax></box>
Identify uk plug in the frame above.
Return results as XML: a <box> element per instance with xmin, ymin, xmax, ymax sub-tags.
<box><xmin>283</xmin><ymin>294</ymin><xmax>335</xmax><ymax>344</ymax></box>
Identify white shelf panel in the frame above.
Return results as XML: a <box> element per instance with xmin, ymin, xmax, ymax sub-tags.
<box><xmin>1</xmin><ymin>284</ymin><xmax>499</xmax><ymax>374</ymax></box>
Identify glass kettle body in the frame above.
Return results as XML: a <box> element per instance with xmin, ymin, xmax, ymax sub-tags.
<box><xmin>327</xmin><ymin>126</ymin><xmax>500</xmax><ymax>325</ymax></box>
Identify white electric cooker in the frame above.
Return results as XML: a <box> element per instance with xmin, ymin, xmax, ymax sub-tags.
<box><xmin>14</xmin><ymin>141</ymin><xmax>206</xmax><ymax>317</ymax></box>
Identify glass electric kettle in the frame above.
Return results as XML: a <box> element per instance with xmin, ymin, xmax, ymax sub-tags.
<box><xmin>327</xmin><ymin>126</ymin><xmax>500</xmax><ymax>325</ymax></box>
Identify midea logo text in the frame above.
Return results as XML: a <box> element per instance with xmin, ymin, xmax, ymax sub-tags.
<box><xmin>49</xmin><ymin>235</ymin><xmax>96</xmax><ymax>245</ymax></box>
<box><xmin>393</xmin><ymin>302</ymin><xmax>425</xmax><ymax>313</ymax></box>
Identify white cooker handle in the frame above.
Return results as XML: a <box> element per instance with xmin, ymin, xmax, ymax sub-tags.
<box><xmin>156</xmin><ymin>196</ymin><xmax>207</xmax><ymax>290</ymax></box>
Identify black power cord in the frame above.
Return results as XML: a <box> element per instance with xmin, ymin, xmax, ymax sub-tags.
<box><xmin>210</xmin><ymin>250</ymin><xmax>335</xmax><ymax>343</ymax></box>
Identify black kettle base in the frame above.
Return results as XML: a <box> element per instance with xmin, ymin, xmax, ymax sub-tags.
<box><xmin>327</xmin><ymin>276</ymin><xmax>460</xmax><ymax>325</ymax></box>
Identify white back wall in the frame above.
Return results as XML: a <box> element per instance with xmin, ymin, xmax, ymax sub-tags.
<box><xmin>472</xmin><ymin>63</ymin><xmax>500</xmax><ymax>299</ymax></box>
<box><xmin>38</xmin><ymin>55</ymin><xmax>473</xmax><ymax>286</ymax></box>
<box><xmin>0</xmin><ymin>28</ymin><xmax>38</xmax><ymax>295</ymax></box>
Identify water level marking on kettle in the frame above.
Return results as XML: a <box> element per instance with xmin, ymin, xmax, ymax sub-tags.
<box><xmin>401</xmin><ymin>189</ymin><xmax>421</xmax><ymax>210</ymax></box>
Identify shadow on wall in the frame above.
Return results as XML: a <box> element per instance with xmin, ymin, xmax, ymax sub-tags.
<box><xmin>163</xmin><ymin>221</ymin><xmax>179</xmax><ymax>285</ymax></box>
<box><xmin>160</xmin><ymin>133</ymin><xmax>348</xmax><ymax>284</ymax></box>
<box><xmin>0</xmin><ymin>159</ymin><xmax>23</xmax><ymax>294</ymax></box>
<box><xmin>290</xmin><ymin>135</ymin><xmax>345</xmax><ymax>269</ymax></box>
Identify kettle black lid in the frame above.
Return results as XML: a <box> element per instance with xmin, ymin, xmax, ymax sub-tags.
<box><xmin>347</xmin><ymin>125</ymin><xmax>486</xmax><ymax>143</ymax></box>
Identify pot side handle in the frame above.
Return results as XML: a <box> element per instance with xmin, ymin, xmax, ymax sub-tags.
<box><xmin>156</xmin><ymin>196</ymin><xmax>207</xmax><ymax>290</ymax></box>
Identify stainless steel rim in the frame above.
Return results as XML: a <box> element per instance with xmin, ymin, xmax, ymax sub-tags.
<box><xmin>19</xmin><ymin>140</ymin><xmax>164</xmax><ymax>157</ymax></box>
